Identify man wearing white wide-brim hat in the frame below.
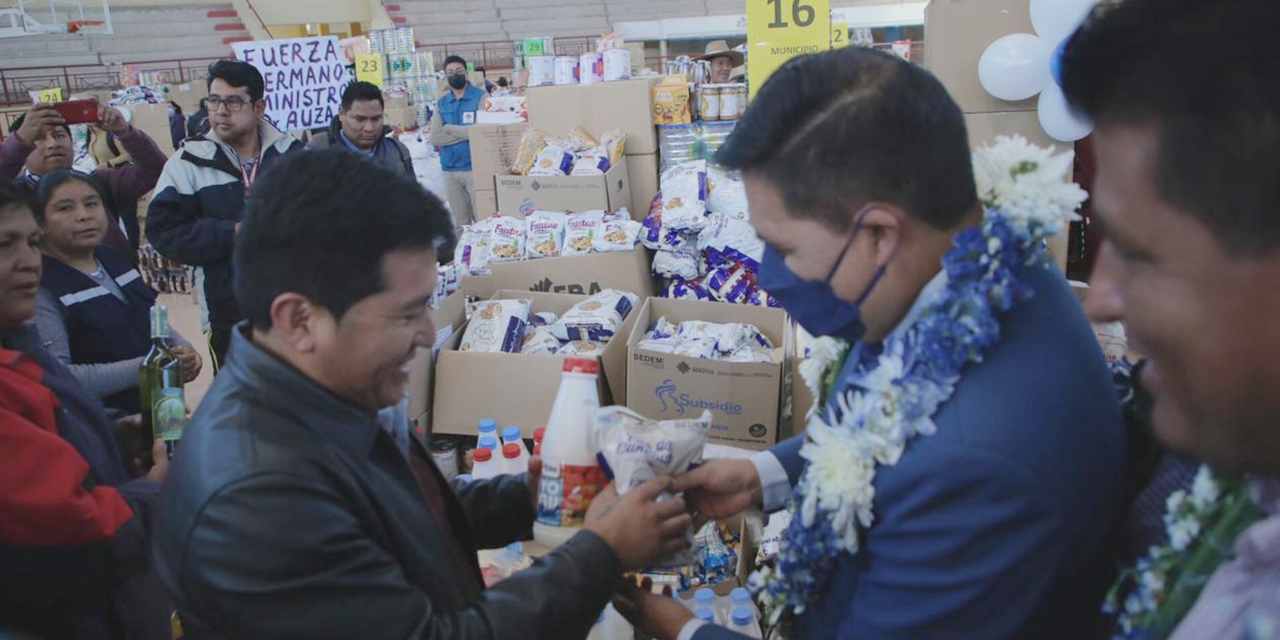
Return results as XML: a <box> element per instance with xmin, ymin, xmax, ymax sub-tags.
<box><xmin>695</xmin><ymin>40</ymin><xmax>745</xmax><ymax>84</ymax></box>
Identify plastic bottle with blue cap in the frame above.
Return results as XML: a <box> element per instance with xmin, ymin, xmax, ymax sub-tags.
<box><xmin>730</xmin><ymin>586</ymin><xmax>758</xmax><ymax>624</ymax></box>
<box><xmin>693</xmin><ymin>606</ymin><xmax>716</xmax><ymax>624</ymax></box>
<box><xmin>478</xmin><ymin>418</ymin><xmax>498</xmax><ymax>439</ymax></box>
<box><xmin>502</xmin><ymin>425</ymin><xmax>531</xmax><ymax>471</ymax></box>
<box><xmin>478</xmin><ymin>435</ymin><xmax>499</xmax><ymax>452</ymax></box>
<box><xmin>729</xmin><ymin>605</ymin><xmax>761</xmax><ymax>637</ymax></box>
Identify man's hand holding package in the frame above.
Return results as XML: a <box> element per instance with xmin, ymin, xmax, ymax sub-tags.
<box><xmin>674</xmin><ymin>458</ymin><xmax>763</xmax><ymax>527</ymax></box>
<box><xmin>584</xmin><ymin>476</ymin><xmax>693</xmax><ymax>571</ymax></box>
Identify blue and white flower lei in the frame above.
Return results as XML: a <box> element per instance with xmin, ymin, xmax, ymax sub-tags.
<box><xmin>751</xmin><ymin>136</ymin><xmax>1087</xmax><ymax>624</ymax></box>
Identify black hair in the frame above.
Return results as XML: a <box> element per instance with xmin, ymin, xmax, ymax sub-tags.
<box><xmin>34</xmin><ymin>171</ymin><xmax>105</xmax><ymax>225</ymax></box>
<box><xmin>0</xmin><ymin>180</ymin><xmax>35</xmax><ymax>219</ymax></box>
<box><xmin>716</xmin><ymin>47</ymin><xmax>977</xmax><ymax>231</ymax></box>
<box><xmin>234</xmin><ymin>149</ymin><xmax>455</xmax><ymax>328</ymax></box>
<box><xmin>168</xmin><ymin>101</ymin><xmax>183</xmax><ymax>117</ymax></box>
<box><xmin>443</xmin><ymin>55</ymin><xmax>467</xmax><ymax>70</ymax></box>
<box><xmin>207</xmin><ymin>59</ymin><xmax>265</xmax><ymax>103</ymax></box>
<box><xmin>497</xmin><ymin>77</ymin><xmax>509</xmax><ymax>87</ymax></box>
<box><xmin>1061</xmin><ymin>0</ymin><xmax>1280</xmax><ymax>255</ymax></box>
<box><xmin>341</xmin><ymin>81</ymin><xmax>385</xmax><ymax>111</ymax></box>
<box><xmin>10</xmin><ymin>112</ymin><xmax>71</xmax><ymax>139</ymax></box>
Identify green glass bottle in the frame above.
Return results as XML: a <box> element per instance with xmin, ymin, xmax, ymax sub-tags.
<box><xmin>139</xmin><ymin>305</ymin><xmax>186</xmax><ymax>448</ymax></box>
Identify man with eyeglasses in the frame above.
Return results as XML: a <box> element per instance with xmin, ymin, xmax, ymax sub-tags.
<box><xmin>429</xmin><ymin>55</ymin><xmax>485</xmax><ymax>245</ymax></box>
<box><xmin>146</xmin><ymin>59</ymin><xmax>305</xmax><ymax>370</ymax></box>
<box><xmin>1</xmin><ymin>101</ymin><xmax>166</xmax><ymax>260</ymax></box>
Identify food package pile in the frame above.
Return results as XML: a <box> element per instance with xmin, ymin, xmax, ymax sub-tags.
<box><xmin>635</xmin><ymin>317</ymin><xmax>775</xmax><ymax>363</ymax></box>
<box><xmin>455</xmin><ymin>210</ymin><xmax>640</xmax><ymax>275</ymax></box>
<box><xmin>639</xmin><ymin>520</ymin><xmax>743</xmax><ymax>592</ymax></box>
<box><xmin>511</xmin><ymin>126</ymin><xmax>626</xmax><ymax>177</ymax></box>
<box><xmin>458</xmin><ymin>290</ymin><xmax>638</xmax><ymax>356</ymax></box>
<box><xmin>430</xmin><ymin>263</ymin><xmax>463</xmax><ymax>308</ymax></box>
<box><xmin>641</xmin><ymin>161</ymin><xmax>776</xmax><ymax>307</ymax></box>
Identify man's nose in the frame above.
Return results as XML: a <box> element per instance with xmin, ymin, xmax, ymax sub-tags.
<box><xmin>1083</xmin><ymin>242</ymin><xmax>1125</xmax><ymax>324</ymax></box>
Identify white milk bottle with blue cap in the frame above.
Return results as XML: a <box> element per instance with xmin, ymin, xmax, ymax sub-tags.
<box><xmin>533</xmin><ymin>357</ymin><xmax>604</xmax><ymax>549</ymax></box>
<box><xmin>729</xmin><ymin>606</ymin><xmax>761</xmax><ymax>638</ymax></box>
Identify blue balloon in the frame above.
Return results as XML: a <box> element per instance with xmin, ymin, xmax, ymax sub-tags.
<box><xmin>1051</xmin><ymin>38</ymin><xmax>1068</xmax><ymax>87</ymax></box>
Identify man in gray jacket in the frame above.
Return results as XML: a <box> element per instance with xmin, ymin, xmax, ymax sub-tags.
<box><xmin>154</xmin><ymin>149</ymin><xmax>692</xmax><ymax>639</ymax></box>
<box><xmin>308</xmin><ymin>81</ymin><xmax>415</xmax><ymax>178</ymax></box>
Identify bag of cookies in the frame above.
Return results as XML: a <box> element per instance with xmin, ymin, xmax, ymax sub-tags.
<box><xmin>563</xmin><ymin>210</ymin><xmax>605</xmax><ymax>256</ymax></box>
<box><xmin>488</xmin><ymin>216</ymin><xmax>526</xmax><ymax>262</ymax></box>
<box><xmin>526</xmin><ymin>210</ymin><xmax>567</xmax><ymax>259</ymax></box>
<box><xmin>512</xmin><ymin>129</ymin><xmax>549</xmax><ymax>175</ymax></box>
<box><xmin>593</xmin><ymin>219</ymin><xmax>641</xmax><ymax>253</ymax></box>
<box><xmin>706</xmin><ymin>165</ymin><xmax>749</xmax><ymax>221</ymax></box>
<box><xmin>528</xmin><ymin>140</ymin><xmax>576</xmax><ymax>176</ymax></box>
<box><xmin>571</xmin><ymin>147</ymin><xmax>610</xmax><ymax>176</ymax></box>
<box><xmin>459</xmin><ymin>299</ymin><xmax>532</xmax><ymax>353</ymax></box>
<box><xmin>652</xmin><ymin>247</ymin><xmax>701</xmax><ymax>281</ymax></box>
<box><xmin>551</xmin><ymin>289</ymin><xmax>639</xmax><ymax>342</ymax></box>
<box><xmin>521</xmin><ymin>325</ymin><xmax>561</xmax><ymax>355</ymax></box>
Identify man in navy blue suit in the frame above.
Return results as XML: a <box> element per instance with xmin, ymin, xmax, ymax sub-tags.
<box><xmin>614</xmin><ymin>47</ymin><xmax>1126</xmax><ymax>640</ymax></box>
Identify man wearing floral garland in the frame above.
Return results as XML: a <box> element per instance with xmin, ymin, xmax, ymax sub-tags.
<box><xmin>612</xmin><ymin>46</ymin><xmax>1127</xmax><ymax>640</ymax></box>
<box><xmin>1060</xmin><ymin>0</ymin><xmax>1280</xmax><ymax>637</ymax></box>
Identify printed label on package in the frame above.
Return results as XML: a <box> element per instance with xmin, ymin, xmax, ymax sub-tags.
<box><xmin>536</xmin><ymin>461</ymin><xmax>607</xmax><ymax>527</ymax></box>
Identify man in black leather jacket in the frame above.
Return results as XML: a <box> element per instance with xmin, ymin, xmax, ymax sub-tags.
<box><xmin>153</xmin><ymin>149</ymin><xmax>693</xmax><ymax>639</ymax></box>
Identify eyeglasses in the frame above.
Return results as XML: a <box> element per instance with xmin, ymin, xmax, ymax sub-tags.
<box><xmin>207</xmin><ymin>96</ymin><xmax>252</xmax><ymax>112</ymax></box>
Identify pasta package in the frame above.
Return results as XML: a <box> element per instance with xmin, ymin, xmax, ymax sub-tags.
<box><xmin>571</xmin><ymin>147</ymin><xmax>611</xmax><ymax>176</ymax></box>
<box><xmin>526</xmin><ymin>211</ymin><xmax>567</xmax><ymax>259</ymax></box>
<box><xmin>550</xmin><ymin>289</ymin><xmax>640</xmax><ymax>342</ymax></box>
<box><xmin>563</xmin><ymin>210</ymin><xmax>605</xmax><ymax>256</ymax></box>
<box><xmin>521</xmin><ymin>326</ymin><xmax>561</xmax><ymax>355</ymax></box>
<box><xmin>600</xmin><ymin>129</ymin><xmax>626</xmax><ymax>165</ymax></box>
<box><xmin>512</xmin><ymin>129</ymin><xmax>549</xmax><ymax>175</ymax></box>
<box><xmin>488</xmin><ymin>216</ymin><xmax>526</xmax><ymax>262</ymax></box>
<box><xmin>459</xmin><ymin>299</ymin><xmax>531</xmax><ymax>353</ymax></box>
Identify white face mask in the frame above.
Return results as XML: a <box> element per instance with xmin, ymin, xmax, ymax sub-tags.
<box><xmin>167</xmin><ymin>107</ymin><xmax>176</xmax><ymax>116</ymax></box>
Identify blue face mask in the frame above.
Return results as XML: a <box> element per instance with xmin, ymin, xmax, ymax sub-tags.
<box><xmin>757</xmin><ymin>218</ymin><xmax>886</xmax><ymax>343</ymax></box>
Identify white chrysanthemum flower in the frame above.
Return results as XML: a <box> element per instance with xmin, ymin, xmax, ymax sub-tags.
<box><xmin>799</xmin><ymin>423</ymin><xmax>878</xmax><ymax>551</ymax></box>
<box><xmin>972</xmin><ymin>134</ymin><xmax>1087</xmax><ymax>236</ymax></box>
<box><xmin>861</xmin><ymin>353</ymin><xmax>905</xmax><ymax>392</ymax></box>
<box><xmin>1165</xmin><ymin>489</ymin><xmax>1188</xmax><ymax>516</ymax></box>
<box><xmin>1190</xmin><ymin>465</ymin><xmax>1219</xmax><ymax>510</ymax></box>
<box><xmin>1168</xmin><ymin>518</ymin><xmax>1201</xmax><ymax>552</ymax></box>
<box><xmin>799</xmin><ymin>337</ymin><xmax>847</xmax><ymax>417</ymax></box>
<box><xmin>1141</xmin><ymin>569</ymin><xmax>1166</xmax><ymax>596</ymax></box>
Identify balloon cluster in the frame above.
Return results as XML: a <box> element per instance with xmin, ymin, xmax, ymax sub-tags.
<box><xmin>977</xmin><ymin>0</ymin><xmax>1096</xmax><ymax>142</ymax></box>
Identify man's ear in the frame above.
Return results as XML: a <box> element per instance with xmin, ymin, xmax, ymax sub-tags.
<box><xmin>268</xmin><ymin>293</ymin><xmax>329</xmax><ymax>354</ymax></box>
<box><xmin>254</xmin><ymin>99</ymin><xmax>267</xmax><ymax>119</ymax></box>
<box><xmin>857</xmin><ymin>203</ymin><xmax>904</xmax><ymax>269</ymax></box>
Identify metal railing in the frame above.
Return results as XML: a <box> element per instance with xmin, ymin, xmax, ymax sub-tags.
<box><xmin>0</xmin><ymin>55</ymin><xmax>227</xmax><ymax>104</ymax></box>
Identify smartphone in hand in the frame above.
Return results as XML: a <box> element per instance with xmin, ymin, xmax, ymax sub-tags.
<box><xmin>51</xmin><ymin>99</ymin><xmax>100</xmax><ymax>125</ymax></box>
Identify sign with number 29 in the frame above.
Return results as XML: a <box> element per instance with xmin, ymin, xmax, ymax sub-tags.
<box><xmin>747</xmin><ymin>0</ymin><xmax>831</xmax><ymax>98</ymax></box>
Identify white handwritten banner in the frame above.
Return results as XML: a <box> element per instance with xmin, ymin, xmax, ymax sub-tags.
<box><xmin>232</xmin><ymin>36</ymin><xmax>347</xmax><ymax>131</ymax></box>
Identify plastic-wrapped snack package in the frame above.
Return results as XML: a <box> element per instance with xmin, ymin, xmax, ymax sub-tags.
<box><xmin>693</xmin><ymin>521</ymin><xmax>738</xmax><ymax>586</ymax></box>
<box><xmin>659</xmin><ymin>160</ymin><xmax>708</xmax><ymax>232</ymax></box>
<box><xmin>600</xmin><ymin>129</ymin><xmax>626</xmax><ymax>165</ymax></box>
<box><xmin>458</xmin><ymin>220</ymin><xmax>496</xmax><ymax>275</ymax></box>
<box><xmin>652</xmin><ymin>247</ymin><xmax>701</xmax><ymax>281</ymax></box>
<box><xmin>459</xmin><ymin>299</ymin><xmax>531</xmax><ymax>353</ymax></box>
<box><xmin>727</xmin><ymin>344</ymin><xmax>776</xmax><ymax>363</ymax></box>
<box><xmin>556</xmin><ymin>340</ymin><xmax>607</xmax><ymax>356</ymax></box>
<box><xmin>568</xmin><ymin>125</ymin><xmax>599</xmax><ymax>152</ymax></box>
<box><xmin>650</xmin><ymin>317</ymin><xmax>680</xmax><ymax>340</ymax></box>
<box><xmin>673</xmin><ymin>338</ymin><xmax>717</xmax><ymax>360</ymax></box>
<box><xmin>525</xmin><ymin>210</ymin><xmax>567</xmax><ymax>259</ymax></box>
<box><xmin>550</xmin><ymin>289</ymin><xmax>639</xmax><ymax>342</ymax></box>
<box><xmin>521</xmin><ymin>326</ymin><xmax>561</xmax><ymax>355</ymax></box>
<box><xmin>563</xmin><ymin>210</ymin><xmax>605</xmax><ymax>256</ymax></box>
<box><xmin>570</xmin><ymin>147</ymin><xmax>610</xmax><ymax>176</ymax></box>
<box><xmin>745</xmin><ymin>325</ymin><xmax>775</xmax><ymax>349</ymax></box>
<box><xmin>512</xmin><ymin>129</ymin><xmax>549</xmax><ymax>175</ymax></box>
<box><xmin>663</xmin><ymin>277</ymin><xmax>709</xmax><ymax>301</ymax></box>
<box><xmin>529</xmin><ymin>140</ymin><xmax>576</xmax><ymax>177</ymax></box>
<box><xmin>699</xmin><ymin>213</ymin><xmax>764</xmax><ymax>270</ymax></box>
<box><xmin>595</xmin><ymin>406</ymin><xmax>712</xmax><ymax>567</ymax></box>
<box><xmin>702</xmin><ymin>264</ymin><xmax>757</xmax><ymax>304</ymax></box>
<box><xmin>635</xmin><ymin>338</ymin><xmax>681</xmax><ymax>354</ymax></box>
<box><xmin>678</xmin><ymin>320</ymin><xmax>748</xmax><ymax>355</ymax></box>
<box><xmin>488</xmin><ymin>216</ymin><xmax>526</xmax><ymax>262</ymax></box>
<box><xmin>593</xmin><ymin>219</ymin><xmax>641</xmax><ymax>253</ymax></box>
<box><xmin>706</xmin><ymin>165</ymin><xmax>750</xmax><ymax>221</ymax></box>
<box><xmin>640</xmin><ymin>192</ymin><xmax>664</xmax><ymax>249</ymax></box>
<box><xmin>756</xmin><ymin>510</ymin><xmax>792</xmax><ymax>564</ymax></box>
<box><xmin>747</xmin><ymin>287</ymin><xmax>779</xmax><ymax>308</ymax></box>
<box><xmin>530</xmin><ymin>311</ymin><xmax>559</xmax><ymax>327</ymax></box>
<box><xmin>603</xmin><ymin>208</ymin><xmax>631</xmax><ymax>222</ymax></box>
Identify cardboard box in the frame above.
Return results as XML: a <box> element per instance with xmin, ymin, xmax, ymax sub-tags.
<box><xmin>626</xmin><ymin>152</ymin><xmax>659</xmax><ymax>220</ymax></box>
<box><xmin>384</xmin><ymin>106</ymin><xmax>418</xmax><ymax>129</ymax></box>
<box><xmin>408</xmin><ymin>290</ymin><xmax>468</xmax><ymax>427</ymax></box>
<box><xmin>490</xmin><ymin>248</ymin><xmax>657</xmax><ymax>300</ymax></box>
<box><xmin>496</xmin><ymin>156</ymin><xmax>632</xmax><ymax>214</ymax></box>
<box><xmin>468</xmin><ymin>123</ymin><xmax>527</xmax><ymax>181</ymax></box>
<box><xmin>626</xmin><ymin>298</ymin><xmax>792</xmax><ymax>451</ymax></box>
<box><xmin>432</xmin><ymin>290</ymin><xmax>641</xmax><ymax>437</ymax></box>
<box><xmin>474</xmin><ymin>189</ymin><xmax>499</xmax><ymax>219</ymax></box>
<box><xmin>128</xmin><ymin>103</ymin><xmax>171</xmax><ymax>130</ymax></box>
<box><xmin>137</xmin><ymin>125</ymin><xmax>175</xmax><ymax>156</ymax></box>
<box><xmin>460</xmin><ymin>274</ymin><xmax>497</xmax><ymax>300</ymax></box>
<box><xmin>526</xmin><ymin>78</ymin><xmax>660</xmax><ymax>156</ymax></box>
<box><xmin>384</xmin><ymin>94</ymin><xmax>410</xmax><ymax>110</ymax></box>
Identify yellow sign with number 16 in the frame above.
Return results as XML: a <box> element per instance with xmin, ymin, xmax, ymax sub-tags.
<box><xmin>747</xmin><ymin>0</ymin><xmax>831</xmax><ymax>98</ymax></box>
<box><xmin>356</xmin><ymin>54</ymin><xmax>384</xmax><ymax>88</ymax></box>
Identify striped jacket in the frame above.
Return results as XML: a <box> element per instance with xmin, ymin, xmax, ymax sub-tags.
<box><xmin>145</xmin><ymin>120</ymin><xmax>304</xmax><ymax>333</ymax></box>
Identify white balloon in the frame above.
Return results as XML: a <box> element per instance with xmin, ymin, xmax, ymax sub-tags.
<box><xmin>978</xmin><ymin>34</ymin><xmax>1051</xmax><ymax>102</ymax></box>
<box><xmin>1038</xmin><ymin>83</ymin><xmax>1092</xmax><ymax>142</ymax></box>
<box><xmin>1031</xmin><ymin>0</ymin><xmax>1097</xmax><ymax>43</ymax></box>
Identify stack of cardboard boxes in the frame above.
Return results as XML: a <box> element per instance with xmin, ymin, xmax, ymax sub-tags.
<box><xmin>127</xmin><ymin>103</ymin><xmax>177</xmax><ymax>156</ymax></box>
<box><xmin>383</xmin><ymin>94</ymin><xmax>419</xmax><ymax>131</ymax></box>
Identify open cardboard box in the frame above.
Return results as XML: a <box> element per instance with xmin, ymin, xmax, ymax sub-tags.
<box><xmin>432</xmin><ymin>290</ymin><xmax>643</xmax><ymax>438</ymax></box>
<box><xmin>525</xmin><ymin>78</ymin><xmax>660</xmax><ymax>156</ymax></box>
<box><xmin>490</xmin><ymin>247</ymin><xmax>657</xmax><ymax>300</ymax></box>
<box><xmin>408</xmin><ymin>290</ymin><xmax>468</xmax><ymax>428</ymax></box>
<box><xmin>627</xmin><ymin>298</ymin><xmax>793</xmax><ymax>451</ymax></box>
<box><xmin>494</xmin><ymin>156</ymin><xmax>632</xmax><ymax>215</ymax></box>
<box><xmin>469</xmin><ymin>122</ymin><xmax>527</xmax><ymax>181</ymax></box>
